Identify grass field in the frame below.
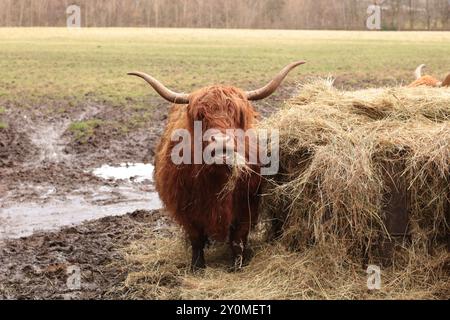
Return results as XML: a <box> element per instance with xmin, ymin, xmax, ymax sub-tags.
<box><xmin>1</xmin><ymin>28</ymin><xmax>450</xmax><ymax>107</ymax></box>
<box><xmin>1</xmin><ymin>28</ymin><xmax>450</xmax><ymax>146</ymax></box>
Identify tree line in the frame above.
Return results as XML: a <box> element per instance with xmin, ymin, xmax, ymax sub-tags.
<box><xmin>0</xmin><ymin>0</ymin><xmax>448</xmax><ymax>30</ymax></box>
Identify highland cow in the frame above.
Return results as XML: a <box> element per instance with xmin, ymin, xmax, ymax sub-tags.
<box><xmin>128</xmin><ymin>61</ymin><xmax>305</xmax><ymax>270</ymax></box>
<box><xmin>408</xmin><ymin>64</ymin><xmax>450</xmax><ymax>87</ymax></box>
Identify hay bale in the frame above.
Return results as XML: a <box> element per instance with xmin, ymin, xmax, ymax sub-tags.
<box><xmin>259</xmin><ymin>79</ymin><xmax>450</xmax><ymax>261</ymax></box>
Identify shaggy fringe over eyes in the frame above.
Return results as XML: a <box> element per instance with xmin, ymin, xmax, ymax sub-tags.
<box><xmin>187</xmin><ymin>86</ymin><xmax>257</xmax><ymax>130</ymax></box>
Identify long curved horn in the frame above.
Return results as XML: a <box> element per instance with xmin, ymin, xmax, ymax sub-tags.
<box><xmin>128</xmin><ymin>71</ymin><xmax>190</xmax><ymax>104</ymax></box>
<box><xmin>245</xmin><ymin>60</ymin><xmax>306</xmax><ymax>101</ymax></box>
<box><xmin>414</xmin><ymin>64</ymin><xmax>426</xmax><ymax>80</ymax></box>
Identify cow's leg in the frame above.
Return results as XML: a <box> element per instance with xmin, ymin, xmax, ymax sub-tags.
<box><xmin>229</xmin><ymin>221</ymin><xmax>249</xmax><ymax>271</ymax></box>
<box><xmin>189</xmin><ymin>229</ymin><xmax>207</xmax><ymax>271</ymax></box>
<box><xmin>229</xmin><ymin>194</ymin><xmax>259</xmax><ymax>270</ymax></box>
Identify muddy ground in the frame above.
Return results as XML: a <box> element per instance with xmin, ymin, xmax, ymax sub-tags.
<box><xmin>0</xmin><ymin>85</ymin><xmax>298</xmax><ymax>299</ymax></box>
<box><xmin>0</xmin><ymin>210</ymin><xmax>174</xmax><ymax>299</ymax></box>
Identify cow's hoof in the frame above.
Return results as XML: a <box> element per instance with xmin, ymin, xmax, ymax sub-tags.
<box><xmin>228</xmin><ymin>255</ymin><xmax>245</xmax><ymax>273</ymax></box>
<box><xmin>190</xmin><ymin>263</ymin><xmax>206</xmax><ymax>274</ymax></box>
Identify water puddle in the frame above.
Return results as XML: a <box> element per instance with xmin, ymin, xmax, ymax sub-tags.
<box><xmin>0</xmin><ymin>163</ymin><xmax>163</xmax><ymax>240</ymax></box>
<box><xmin>92</xmin><ymin>163</ymin><xmax>154</xmax><ymax>182</ymax></box>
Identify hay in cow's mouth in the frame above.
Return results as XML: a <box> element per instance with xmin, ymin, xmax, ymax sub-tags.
<box><xmin>217</xmin><ymin>151</ymin><xmax>254</xmax><ymax>199</ymax></box>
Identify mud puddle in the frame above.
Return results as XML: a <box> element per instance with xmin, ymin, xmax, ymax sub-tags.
<box><xmin>0</xmin><ymin>163</ymin><xmax>162</xmax><ymax>240</ymax></box>
<box><xmin>92</xmin><ymin>163</ymin><xmax>154</xmax><ymax>182</ymax></box>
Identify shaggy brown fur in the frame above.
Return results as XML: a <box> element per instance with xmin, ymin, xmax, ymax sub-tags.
<box><xmin>408</xmin><ymin>75</ymin><xmax>442</xmax><ymax>87</ymax></box>
<box><xmin>154</xmin><ymin>86</ymin><xmax>261</xmax><ymax>270</ymax></box>
<box><xmin>408</xmin><ymin>65</ymin><xmax>450</xmax><ymax>87</ymax></box>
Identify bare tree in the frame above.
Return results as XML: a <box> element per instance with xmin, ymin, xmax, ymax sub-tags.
<box><xmin>0</xmin><ymin>0</ymin><xmax>448</xmax><ymax>30</ymax></box>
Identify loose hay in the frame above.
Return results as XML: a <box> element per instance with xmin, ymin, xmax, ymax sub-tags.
<box><xmin>116</xmin><ymin>80</ymin><xmax>449</xmax><ymax>300</ymax></box>
<box><xmin>112</xmin><ymin>234</ymin><xmax>449</xmax><ymax>299</ymax></box>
